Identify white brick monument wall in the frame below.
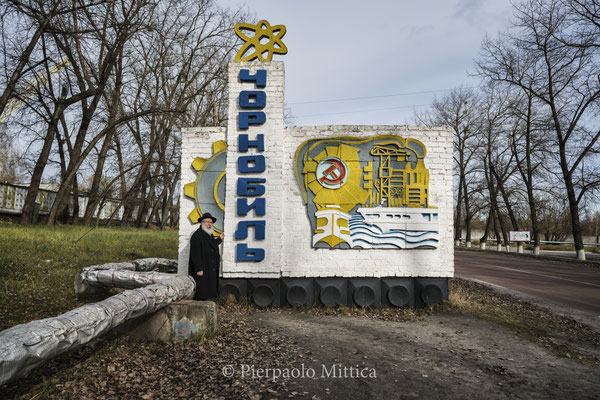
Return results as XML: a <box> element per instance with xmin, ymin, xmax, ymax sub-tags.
<box><xmin>281</xmin><ymin>125</ymin><xmax>453</xmax><ymax>278</ymax></box>
<box><xmin>178</xmin><ymin>62</ymin><xmax>454</xmax><ymax>279</ymax></box>
<box><xmin>178</xmin><ymin>127</ymin><xmax>225</xmax><ymax>274</ymax></box>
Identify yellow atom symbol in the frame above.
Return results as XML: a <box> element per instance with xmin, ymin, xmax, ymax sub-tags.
<box><xmin>234</xmin><ymin>20</ymin><xmax>287</xmax><ymax>62</ymax></box>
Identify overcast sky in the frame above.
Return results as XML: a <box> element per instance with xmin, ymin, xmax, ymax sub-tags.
<box><xmin>220</xmin><ymin>0</ymin><xmax>513</xmax><ymax>126</ymax></box>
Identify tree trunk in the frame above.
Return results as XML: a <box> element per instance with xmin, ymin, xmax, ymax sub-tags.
<box><xmin>168</xmin><ymin>203</ymin><xmax>179</xmax><ymax>229</ymax></box>
<box><xmin>114</xmin><ymin>134</ymin><xmax>127</xmax><ymax>199</ymax></box>
<box><xmin>511</xmin><ymin>94</ymin><xmax>541</xmax><ymax>256</ymax></box>
<box><xmin>564</xmin><ymin>173</ymin><xmax>585</xmax><ymax>260</ymax></box>
<box><xmin>141</xmin><ymin>161</ymin><xmax>164</xmax><ymax>227</ymax></box>
<box><xmin>134</xmin><ymin>180</ymin><xmax>148</xmax><ymax>227</ymax></box>
<box><xmin>84</xmin><ymin>51</ymin><xmax>123</xmax><ymax>226</ymax></box>
<box><xmin>47</xmin><ymin>94</ymin><xmax>101</xmax><ymax>224</ymax></box>
<box><xmin>71</xmin><ymin>175</ymin><xmax>80</xmax><ymax>224</ymax></box>
<box><xmin>56</xmin><ymin>117</ymin><xmax>69</xmax><ymax>181</ymax></box>
<box><xmin>120</xmin><ymin>203</ymin><xmax>133</xmax><ymax>226</ymax></box>
<box><xmin>480</xmin><ymin>207</ymin><xmax>493</xmax><ymax>250</ymax></box>
<box><xmin>526</xmin><ymin>183</ymin><xmax>540</xmax><ymax>255</ymax></box>
<box><xmin>492</xmin><ymin>209</ymin><xmax>502</xmax><ymax>251</ymax></box>
<box><xmin>145</xmin><ymin>184</ymin><xmax>168</xmax><ymax>228</ymax></box>
<box><xmin>485</xmin><ymin>160</ymin><xmax>509</xmax><ymax>251</ymax></box>
<box><xmin>21</xmin><ymin>100</ymin><xmax>65</xmax><ymax>224</ymax></box>
<box><xmin>83</xmin><ymin>130</ymin><xmax>115</xmax><ymax>225</ymax></box>
<box><xmin>455</xmin><ymin>173</ymin><xmax>464</xmax><ymax>246</ymax></box>
<box><xmin>491</xmin><ymin>165</ymin><xmax>519</xmax><ymax>231</ymax></box>
<box><xmin>462</xmin><ymin>176</ymin><xmax>472</xmax><ymax>247</ymax></box>
<box><xmin>496</xmin><ymin>211</ymin><xmax>510</xmax><ymax>252</ymax></box>
<box><xmin>120</xmin><ymin>158</ymin><xmax>153</xmax><ymax>227</ymax></box>
<box><xmin>160</xmin><ymin>169</ymin><xmax>180</xmax><ymax>230</ymax></box>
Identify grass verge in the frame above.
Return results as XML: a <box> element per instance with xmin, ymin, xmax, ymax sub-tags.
<box><xmin>449</xmin><ymin>278</ymin><xmax>600</xmax><ymax>366</ymax></box>
<box><xmin>0</xmin><ymin>223</ymin><xmax>178</xmax><ymax>330</ymax></box>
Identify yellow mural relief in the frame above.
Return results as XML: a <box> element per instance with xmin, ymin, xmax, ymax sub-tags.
<box><xmin>403</xmin><ymin>159</ymin><xmax>429</xmax><ymax>207</ymax></box>
<box><xmin>234</xmin><ymin>20</ymin><xmax>288</xmax><ymax>62</ymax></box>
<box><xmin>295</xmin><ymin>135</ymin><xmax>438</xmax><ymax>249</ymax></box>
<box><xmin>184</xmin><ymin>140</ymin><xmax>227</xmax><ymax>235</ymax></box>
<box><xmin>370</xmin><ymin>141</ymin><xmax>430</xmax><ymax>208</ymax></box>
<box><xmin>302</xmin><ymin>144</ymin><xmax>368</xmax><ymax>212</ymax></box>
<box><xmin>301</xmin><ymin>144</ymin><xmax>368</xmax><ymax>247</ymax></box>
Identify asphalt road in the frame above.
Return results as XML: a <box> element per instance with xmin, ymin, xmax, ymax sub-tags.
<box><xmin>455</xmin><ymin>249</ymin><xmax>600</xmax><ymax>317</ymax></box>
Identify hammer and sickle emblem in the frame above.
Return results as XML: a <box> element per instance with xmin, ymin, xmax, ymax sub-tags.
<box><xmin>317</xmin><ymin>157</ymin><xmax>348</xmax><ymax>188</ymax></box>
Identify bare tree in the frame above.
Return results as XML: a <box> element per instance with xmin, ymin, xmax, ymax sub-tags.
<box><xmin>506</xmin><ymin>89</ymin><xmax>551</xmax><ymax>254</ymax></box>
<box><xmin>0</xmin><ymin>1</ymin><xmax>105</xmax><ymax>223</ymax></box>
<box><xmin>417</xmin><ymin>88</ymin><xmax>482</xmax><ymax>246</ymax></box>
<box><xmin>537</xmin><ymin>195</ymin><xmax>573</xmax><ymax>241</ymax></box>
<box><xmin>3</xmin><ymin>0</ymin><xmax>244</xmax><ymax>227</ymax></box>
<box><xmin>0</xmin><ymin>0</ymin><xmax>62</xmax><ymax>119</ymax></box>
<box><xmin>45</xmin><ymin>0</ymin><xmax>156</xmax><ymax>224</ymax></box>
<box><xmin>114</xmin><ymin>0</ymin><xmax>240</xmax><ymax>228</ymax></box>
<box><xmin>478</xmin><ymin>84</ymin><xmax>518</xmax><ymax>251</ymax></box>
<box><xmin>560</xmin><ymin>0</ymin><xmax>600</xmax><ymax>47</ymax></box>
<box><xmin>82</xmin><ymin>47</ymin><xmax>125</xmax><ymax>225</ymax></box>
<box><xmin>477</xmin><ymin>0</ymin><xmax>600</xmax><ymax>259</ymax></box>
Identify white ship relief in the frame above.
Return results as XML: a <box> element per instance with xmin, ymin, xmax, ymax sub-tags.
<box><xmin>349</xmin><ymin>207</ymin><xmax>440</xmax><ymax>249</ymax></box>
<box><xmin>356</xmin><ymin>207</ymin><xmax>439</xmax><ymax>233</ymax></box>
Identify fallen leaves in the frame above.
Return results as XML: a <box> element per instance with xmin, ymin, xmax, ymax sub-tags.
<box><xmin>1</xmin><ymin>312</ymin><xmax>307</xmax><ymax>399</ymax></box>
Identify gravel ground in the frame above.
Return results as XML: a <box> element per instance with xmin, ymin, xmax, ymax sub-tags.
<box><xmin>2</xmin><ymin>279</ymin><xmax>599</xmax><ymax>399</ymax></box>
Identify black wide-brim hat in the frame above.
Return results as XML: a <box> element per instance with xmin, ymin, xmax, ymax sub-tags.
<box><xmin>199</xmin><ymin>213</ymin><xmax>217</xmax><ymax>223</ymax></box>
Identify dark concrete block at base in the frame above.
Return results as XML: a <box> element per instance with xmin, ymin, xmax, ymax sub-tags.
<box><xmin>219</xmin><ymin>279</ymin><xmax>247</xmax><ymax>301</ymax></box>
<box><xmin>349</xmin><ymin>279</ymin><xmax>381</xmax><ymax>307</ymax></box>
<box><xmin>282</xmin><ymin>278</ymin><xmax>314</xmax><ymax>307</ymax></box>
<box><xmin>315</xmin><ymin>278</ymin><xmax>348</xmax><ymax>307</ymax></box>
<box><xmin>415</xmin><ymin>278</ymin><xmax>449</xmax><ymax>307</ymax></box>
<box><xmin>248</xmin><ymin>279</ymin><xmax>280</xmax><ymax>308</ymax></box>
<box><xmin>381</xmin><ymin>278</ymin><xmax>415</xmax><ymax>308</ymax></box>
<box><xmin>219</xmin><ymin>277</ymin><xmax>448</xmax><ymax>309</ymax></box>
<box><xmin>117</xmin><ymin>300</ymin><xmax>218</xmax><ymax>342</ymax></box>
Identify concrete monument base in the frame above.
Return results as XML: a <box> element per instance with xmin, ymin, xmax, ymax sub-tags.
<box><xmin>117</xmin><ymin>300</ymin><xmax>219</xmax><ymax>342</ymax></box>
<box><xmin>219</xmin><ymin>277</ymin><xmax>449</xmax><ymax>309</ymax></box>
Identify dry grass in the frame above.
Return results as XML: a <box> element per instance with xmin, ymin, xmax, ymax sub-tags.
<box><xmin>449</xmin><ymin>279</ymin><xmax>600</xmax><ymax>366</ymax></box>
<box><xmin>0</xmin><ymin>222</ymin><xmax>178</xmax><ymax>330</ymax></box>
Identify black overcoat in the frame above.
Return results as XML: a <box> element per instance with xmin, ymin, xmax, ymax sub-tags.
<box><xmin>188</xmin><ymin>228</ymin><xmax>222</xmax><ymax>300</ymax></box>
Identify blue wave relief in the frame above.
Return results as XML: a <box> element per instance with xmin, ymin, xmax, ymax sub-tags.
<box><xmin>348</xmin><ymin>214</ymin><xmax>439</xmax><ymax>249</ymax></box>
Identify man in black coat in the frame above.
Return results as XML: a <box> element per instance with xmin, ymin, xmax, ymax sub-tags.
<box><xmin>188</xmin><ymin>213</ymin><xmax>224</xmax><ymax>300</ymax></box>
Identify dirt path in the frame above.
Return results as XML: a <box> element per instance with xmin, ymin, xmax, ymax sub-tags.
<box><xmin>246</xmin><ymin>311</ymin><xmax>600</xmax><ymax>399</ymax></box>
